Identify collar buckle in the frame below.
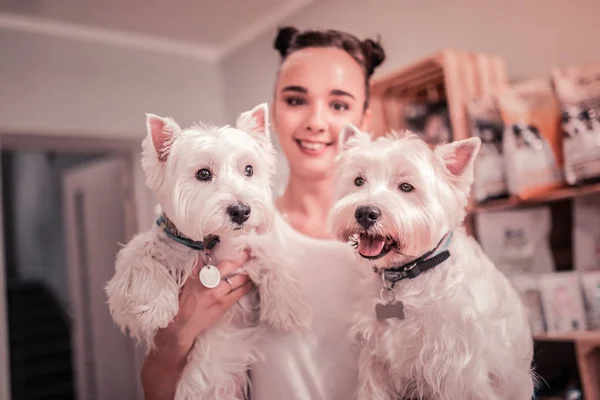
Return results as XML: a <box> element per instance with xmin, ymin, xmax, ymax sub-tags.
<box><xmin>404</xmin><ymin>262</ymin><xmax>422</xmax><ymax>279</ymax></box>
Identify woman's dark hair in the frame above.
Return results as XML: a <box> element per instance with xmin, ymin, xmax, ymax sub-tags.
<box><xmin>273</xmin><ymin>26</ymin><xmax>386</xmax><ymax>110</ymax></box>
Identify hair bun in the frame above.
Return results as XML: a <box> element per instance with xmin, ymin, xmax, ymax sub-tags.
<box><xmin>362</xmin><ymin>38</ymin><xmax>386</xmax><ymax>76</ymax></box>
<box><xmin>274</xmin><ymin>26</ymin><xmax>299</xmax><ymax>58</ymax></box>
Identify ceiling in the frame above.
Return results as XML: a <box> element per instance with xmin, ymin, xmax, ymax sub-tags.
<box><xmin>0</xmin><ymin>0</ymin><xmax>315</xmax><ymax>62</ymax></box>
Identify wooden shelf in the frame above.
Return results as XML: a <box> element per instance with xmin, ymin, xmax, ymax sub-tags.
<box><xmin>534</xmin><ymin>331</ymin><xmax>600</xmax><ymax>399</ymax></box>
<box><xmin>470</xmin><ymin>181</ymin><xmax>600</xmax><ymax>214</ymax></box>
<box><xmin>534</xmin><ymin>331</ymin><xmax>600</xmax><ymax>343</ymax></box>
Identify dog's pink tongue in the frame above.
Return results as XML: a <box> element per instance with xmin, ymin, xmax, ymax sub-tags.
<box><xmin>358</xmin><ymin>235</ymin><xmax>385</xmax><ymax>257</ymax></box>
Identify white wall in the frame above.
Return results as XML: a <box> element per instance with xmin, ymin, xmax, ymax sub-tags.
<box><xmin>0</xmin><ymin>29</ymin><xmax>226</xmax><ymax>139</ymax></box>
<box><xmin>221</xmin><ymin>0</ymin><xmax>600</xmax><ymax>123</ymax></box>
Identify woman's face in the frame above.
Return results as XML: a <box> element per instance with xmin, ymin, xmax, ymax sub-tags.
<box><xmin>272</xmin><ymin>47</ymin><xmax>370</xmax><ymax>181</ymax></box>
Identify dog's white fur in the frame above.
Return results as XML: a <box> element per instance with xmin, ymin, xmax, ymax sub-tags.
<box><xmin>329</xmin><ymin>125</ymin><xmax>535</xmax><ymax>400</ymax></box>
<box><xmin>105</xmin><ymin>104</ymin><xmax>311</xmax><ymax>400</ymax></box>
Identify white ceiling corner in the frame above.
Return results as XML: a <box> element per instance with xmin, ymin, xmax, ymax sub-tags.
<box><xmin>0</xmin><ymin>12</ymin><xmax>221</xmax><ymax>62</ymax></box>
<box><xmin>217</xmin><ymin>0</ymin><xmax>315</xmax><ymax>60</ymax></box>
<box><xmin>0</xmin><ymin>0</ymin><xmax>316</xmax><ymax>64</ymax></box>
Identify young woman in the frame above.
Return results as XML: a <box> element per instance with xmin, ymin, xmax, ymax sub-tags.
<box><xmin>141</xmin><ymin>26</ymin><xmax>386</xmax><ymax>400</ymax></box>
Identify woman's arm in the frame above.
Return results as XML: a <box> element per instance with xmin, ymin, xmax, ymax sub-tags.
<box><xmin>140</xmin><ymin>252</ymin><xmax>254</xmax><ymax>399</ymax></box>
<box><xmin>141</xmin><ymin>326</ymin><xmax>192</xmax><ymax>400</ymax></box>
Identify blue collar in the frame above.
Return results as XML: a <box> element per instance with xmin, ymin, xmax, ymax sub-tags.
<box><xmin>156</xmin><ymin>214</ymin><xmax>220</xmax><ymax>251</ymax></box>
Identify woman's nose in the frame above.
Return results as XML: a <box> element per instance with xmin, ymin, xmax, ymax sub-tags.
<box><xmin>304</xmin><ymin>104</ymin><xmax>327</xmax><ymax>133</ymax></box>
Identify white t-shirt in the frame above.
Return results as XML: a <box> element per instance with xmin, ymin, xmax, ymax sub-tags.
<box><xmin>248</xmin><ymin>213</ymin><xmax>360</xmax><ymax>400</ymax></box>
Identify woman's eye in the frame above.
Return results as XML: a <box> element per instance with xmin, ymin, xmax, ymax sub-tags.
<box><xmin>331</xmin><ymin>101</ymin><xmax>349</xmax><ymax>111</ymax></box>
<box><xmin>244</xmin><ymin>165</ymin><xmax>253</xmax><ymax>177</ymax></box>
<box><xmin>196</xmin><ymin>168</ymin><xmax>212</xmax><ymax>181</ymax></box>
<box><xmin>285</xmin><ymin>97</ymin><xmax>305</xmax><ymax>106</ymax></box>
<box><xmin>355</xmin><ymin>177</ymin><xmax>365</xmax><ymax>187</ymax></box>
<box><xmin>399</xmin><ymin>182</ymin><xmax>414</xmax><ymax>192</ymax></box>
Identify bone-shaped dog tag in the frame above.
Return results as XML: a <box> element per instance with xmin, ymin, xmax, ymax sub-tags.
<box><xmin>375</xmin><ymin>301</ymin><xmax>405</xmax><ymax>321</ymax></box>
<box><xmin>376</xmin><ymin>287</ymin><xmax>405</xmax><ymax>321</ymax></box>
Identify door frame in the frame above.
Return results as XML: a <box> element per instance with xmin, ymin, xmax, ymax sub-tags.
<box><xmin>0</xmin><ymin>131</ymin><xmax>153</xmax><ymax>400</ymax></box>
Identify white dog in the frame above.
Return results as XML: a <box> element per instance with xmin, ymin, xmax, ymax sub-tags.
<box><xmin>329</xmin><ymin>125</ymin><xmax>535</xmax><ymax>400</ymax></box>
<box><xmin>105</xmin><ymin>104</ymin><xmax>311</xmax><ymax>400</ymax></box>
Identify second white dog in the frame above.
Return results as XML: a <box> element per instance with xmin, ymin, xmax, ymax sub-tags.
<box><xmin>105</xmin><ymin>104</ymin><xmax>311</xmax><ymax>400</ymax></box>
<box><xmin>329</xmin><ymin>125</ymin><xmax>535</xmax><ymax>400</ymax></box>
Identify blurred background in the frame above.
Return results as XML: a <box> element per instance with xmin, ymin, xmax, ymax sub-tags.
<box><xmin>0</xmin><ymin>0</ymin><xmax>599</xmax><ymax>399</ymax></box>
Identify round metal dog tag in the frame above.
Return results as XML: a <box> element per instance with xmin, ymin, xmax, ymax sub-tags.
<box><xmin>380</xmin><ymin>288</ymin><xmax>396</xmax><ymax>304</ymax></box>
<box><xmin>199</xmin><ymin>265</ymin><xmax>221</xmax><ymax>289</ymax></box>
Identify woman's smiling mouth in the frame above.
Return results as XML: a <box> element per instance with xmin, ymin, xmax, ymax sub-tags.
<box><xmin>295</xmin><ymin>139</ymin><xmax>334</xmax><ymax>155</ymax></box>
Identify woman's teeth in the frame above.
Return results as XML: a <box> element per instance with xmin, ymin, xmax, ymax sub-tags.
<box><xmin>298</xmin><ymin>140</ymin><xmax>326</xmax><ymax>150</ymax></box>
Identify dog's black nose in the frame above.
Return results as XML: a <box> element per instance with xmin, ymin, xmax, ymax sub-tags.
<box><xmin>227</xmin><ymin>203</ymin><xmax>251</xmax><ymax>225</ymax></box>
<box><xmin>355</xmin><ymin>205</ymin><xmax>381</xmax><ymax>230</ymax></box>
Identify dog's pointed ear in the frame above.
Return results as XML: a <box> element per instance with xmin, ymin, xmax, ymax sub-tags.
<box><xmin>435</xmin><ymin>137</ymin><xmax>481</xmax><ymax>184</ymax></box>
<box><xmin>145</xmin><ymin>113</ymin><xmax>181</xmax><ymax>162</ymax></box>
<box><xmin>338</xmin><ymin>123</ymin><xmax>365</xmax><ymax>151</ymax></box>
<box><xmin>236</xmin><ymin>103</ymin><xmax>271</xmax><ymax>143</ymax></box>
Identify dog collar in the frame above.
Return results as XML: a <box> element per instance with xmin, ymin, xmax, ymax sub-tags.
<box><xmin>381</xmin><ymin>231</ymin><xmax>453</xmax><ymax>284</ymax></box>
<box><xmin>156</xmin><ymin>214</ymin><xmax>220</xmax><ymax>251</ymax></box>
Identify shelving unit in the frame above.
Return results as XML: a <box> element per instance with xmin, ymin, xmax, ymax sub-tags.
<box><xmin>534</xmin><ymin>331</ymin><xmax>600</xmax><ymax>399</ymax></box>
<box><xmin>369</xmin><ymin>50</ymin><xmax>600</xmax><ymax>398</ymax></box>
<box><xmin>472</xmin><ymin>181</ymin><xmax>600</xmax><ymax>214</ymax></box>
<box><xmin>469</xmin><ymin>186</ymin><xmax>600</xmax><ymax>399</ymax></box>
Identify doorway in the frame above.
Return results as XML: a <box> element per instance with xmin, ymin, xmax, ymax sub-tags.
<box><xmin>0</xmin><ymin>133</ymin><xmax>151</xmax><ymax>400</ymax></box>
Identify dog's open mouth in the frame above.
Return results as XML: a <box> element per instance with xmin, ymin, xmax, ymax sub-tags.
<box><xmin>357</xmin><ymin>232</ymin><xmax>395</xmax><ymax>260</ymax></box>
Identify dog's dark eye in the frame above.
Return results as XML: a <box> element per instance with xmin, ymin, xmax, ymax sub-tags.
<box><xmin>244</xmin><ymin>165</ymin><xmax>253</xmax><ymax>177</ymax></box>
<box><xmin>354</xmin><ymin>177</ymin><xmax>365</xmax><ymax>187</ymax></box>
<box><xmin>399</xmin><ymin>183</ymin><xmax>414</xmax><ymax>192</ymax></box>
<box><xmin>196</xmin><ymin>169</ymin><xmax>212</xmax><ymax>181</ymax></box>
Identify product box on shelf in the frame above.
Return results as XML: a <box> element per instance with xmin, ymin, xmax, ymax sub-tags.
<box><xmin>475</xmin><ymin>207</ymin><xmax>555</xmax><ymax>276</ymax></box>
<box><xmin>538</xmin><ymin>271</ymin><xmax>588</xmax><ymax>334</ymax></box>
<box><xmin>552</xmin><ymin>61</ymin><xmax>600</xmax><ymax>185</ymax></box>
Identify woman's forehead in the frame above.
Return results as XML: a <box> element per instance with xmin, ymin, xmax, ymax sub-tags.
<box><xmin>276</xmin><ymin>47</ymin><xmax>365</xmax><ymax>96</ymax></box>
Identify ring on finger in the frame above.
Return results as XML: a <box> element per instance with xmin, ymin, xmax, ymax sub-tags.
<box><xmin>224</xmin><ymin>277</ymin><xmax>234</xmax><ymax>294</ymax></box>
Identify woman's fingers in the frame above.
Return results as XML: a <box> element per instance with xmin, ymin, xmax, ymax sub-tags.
<box><xmin>208</xmin><ymin>273</ymin><xmax>252</xmax><ymax>305</ymax></box>
<box><xmin>209</xmin><ymin>280</ymin><xmax>255</xmax><ymax>313</ymax></box>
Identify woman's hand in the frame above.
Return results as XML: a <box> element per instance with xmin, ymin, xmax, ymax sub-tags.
<box><xmin>141</xmin><ymin>251</ymin><xmax>254</xmax><ymax>400</ymax></box>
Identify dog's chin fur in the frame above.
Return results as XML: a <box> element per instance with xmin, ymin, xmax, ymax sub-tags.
<box><xmin>105</xmin><ymin>105</ymin><xmax>312</xmax><ymax>400</ymax></box>
<box><xmin>329</xmin><ymin>126</ymin><xmax>536</xmax><ymax>400</ymax></box>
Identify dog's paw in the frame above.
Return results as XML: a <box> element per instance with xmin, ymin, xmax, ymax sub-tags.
<box><xmin>252</xmin><ymin>268</ymin><xmax>312</xmax><ymax>332</ymax></box>
<box><xmin>262</xmin><ymin>288</ymin><xmax>313</xmax><ymax>333</ymax></box>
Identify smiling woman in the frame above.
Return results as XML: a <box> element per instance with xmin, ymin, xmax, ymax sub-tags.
<box><xmin>271</xmin><ymin>27</ymin><xmax>385</xmax><ymax>187</ymax></box>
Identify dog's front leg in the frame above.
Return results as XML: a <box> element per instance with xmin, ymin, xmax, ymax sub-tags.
<box><xmin>105</xmin><ymin>235</ymin><xmax>184</xmax><ymax>347</ymax></box>
<box><xmin>356</xmin><ymin>348</ymin><xmax>395</xmax><ymax>400</ymax></box>
<box><xmin>242</xmin><ymin>244</ymin><xmax>312</xmax><ymax>332</ymax></box>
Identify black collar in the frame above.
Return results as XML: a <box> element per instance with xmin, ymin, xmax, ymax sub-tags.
<box><xmin>381</xmin><ymin>231</ymin><xmax>453</xmax><ymax>284</ymax></box>
<box><xmin>156</xmin><ymin>214</ymin><xmax>220</xmax><ymax>251</ymax></box>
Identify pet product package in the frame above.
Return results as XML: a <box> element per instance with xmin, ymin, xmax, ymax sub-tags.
<box><xmin>402</xmin><ymin>100</ymin><xmax>452</xmax><ymax>145</ymax></box>
<box><xmin>475</xmin><ymin>206</ymin><xmax>555</xmax><ymax>275</ymax></box>
<box><xmin>467</xmin><ymin>96</ymin><xmax>508</xmax><ymax>202</ymax></box>
<box><xmin>496</xmin><ymin>79</ymin><xmax>565</xmax><ymax>199</ymax></box>
<box><xmin>552</xmin><ymin>62</ymin><xmax>600</xmax><ymax>185</ymax></box>
<box><xmin>573</xmin><ymin>192</ymin><xmax>600</xmax><ymax>272</ymax></box>
<box><xmin>508</xmin><ymin>274</ymin><xmax>546</xmax><ymax>335</ymax></box>
<box><xmin>580</xmin><ymin>271</ymin><xmax>600</xmax><ymax>330</ymax></box>
<box><xmin>538</xmin><ymin>272</ymin><xmax>587</xmax><ymax>334</ymax></box>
